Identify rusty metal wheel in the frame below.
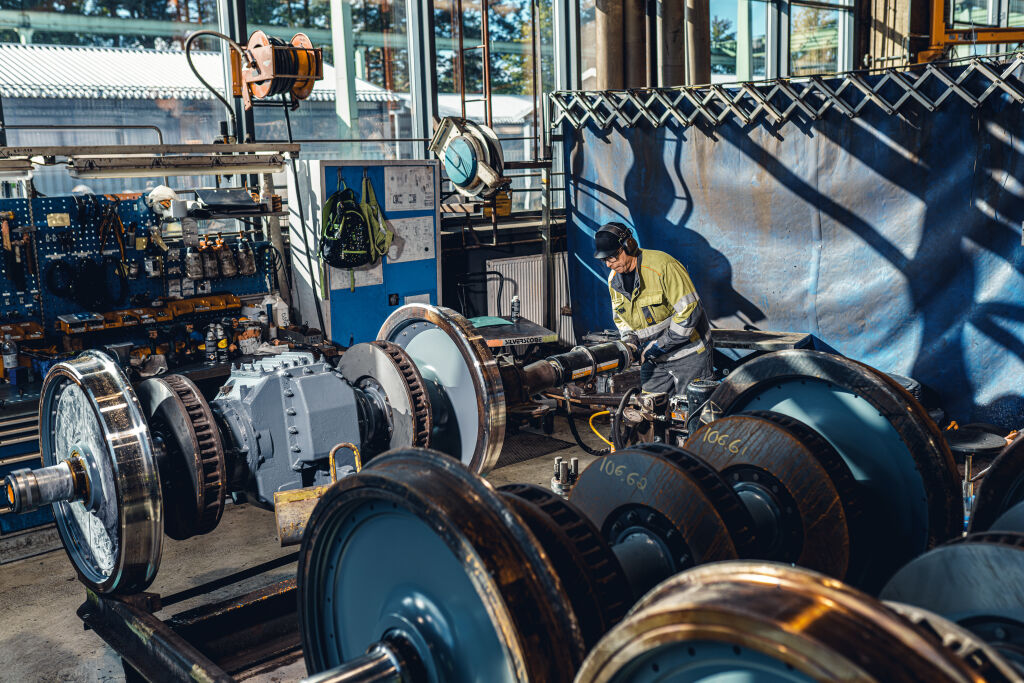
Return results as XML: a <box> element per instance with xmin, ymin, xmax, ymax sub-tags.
<box><xmin>298</xmin><ymin>448</ymin><xmax>584</xmax><ymax>683</ymax></box>
<box><xmin>577</xmin><ymin>562</ymin><xmax>987</xmax><ymax>683</ymax></box>
<box><xmin>707</xmin><ymin>349</ymin><xmax>960</xmax><ymax>590</ymax></box>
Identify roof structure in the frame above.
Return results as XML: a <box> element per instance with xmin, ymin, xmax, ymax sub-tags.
<box><xmin>397</xmin><ymin>92</ymin><xmax>536</xmax><ymax>125</ymax></box>
<box><xmin>436</xmin><ymin>93</ymin><xmax>537</xmax><ymax>125</ymax></box>
<box><xmin>0</xmin><ymin>42</ymin><xmax>398</xmax><ymax>103</ymax></box>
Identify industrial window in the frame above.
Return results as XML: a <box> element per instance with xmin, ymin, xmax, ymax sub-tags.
<box><xmin>949</xmin><ymin>0</ymin><xmax>1024</xmax><ymax>56</ymax></box>
<box><xmin>435</xmin><ymin>0</ymin><xmax>554</xmax><ymax>210</ymax></box>
<box><xmin>710</xmin><ymin>0</ymin><xmax>770</xmax><ymax>81</ymax></box>
<box><xmin>786</xmin><ymin>0</ymin><xmax>854</xmax><ymax>76</ymax></box>
<box><xmin>242</xmin><ymin>0</ymin><xmax>417</xmax><ymax>161</ymax></box>
<box><xmin>951</xmin><ymin>0</ymin><xmax>999</xmax><ymax>55</ymax></box>
<box><xmin>708</xmin><ymin>0</ymin><xmax>855</xmax><ymax>81</ymax></box>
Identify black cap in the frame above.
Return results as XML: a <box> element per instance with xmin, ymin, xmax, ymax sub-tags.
<box><xmin>593</xmin><ymin>223</ymin><xmax>628</xmax><ymax>259</ymax></box>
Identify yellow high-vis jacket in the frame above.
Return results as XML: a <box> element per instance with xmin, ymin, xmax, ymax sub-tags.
<box><xmin>608</xmin><ymin>248</ymin><xmax>711</xmax><ymax>361</ymax></box>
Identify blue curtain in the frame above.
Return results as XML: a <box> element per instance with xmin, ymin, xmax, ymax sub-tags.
<box><xmin>562</xmin><ymin>67</ymin><xmax>1024</xmax><ymax>427</ymax></box>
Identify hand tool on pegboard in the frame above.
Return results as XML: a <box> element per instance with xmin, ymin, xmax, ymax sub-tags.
<box><xmin>1</xmin><ymin>211</ymin><xmax>26</xmax><ymax>291</ymax></box>
<box><xmin>97</xmin><ymin>198</ymin><xmax>128</xmax><ymax>278</ymax></box>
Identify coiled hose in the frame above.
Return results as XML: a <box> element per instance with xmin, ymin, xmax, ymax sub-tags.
<box><xmin>612</xmin><ymin>386</ymin><xmax>640</xmax><ymax>451</ymax></box>
<box><xmin>564</xmin><ymin>388</ymin><xmax>610</xmax><ymax>456</ymax></box>
<box><xmin>563</xmin><ymin>386</ymin><xmax>641</xmax><ymax>456</ymax></box>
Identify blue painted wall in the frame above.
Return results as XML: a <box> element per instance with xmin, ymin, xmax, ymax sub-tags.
<box><xmin>563</xmin><ymin>69</ymin><xmax>1024</xmax><ymax>427</ymax></box>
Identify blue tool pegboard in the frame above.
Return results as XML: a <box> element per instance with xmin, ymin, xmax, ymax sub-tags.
<box><xmin>0</xmin><ymin>194</ymin><xmax>273</xmax><ymax>337</ymax></box>
<box><xmin>288</xmin><ymin>160</ymin><xmax>441</xmax><ymax>346</ymax></box>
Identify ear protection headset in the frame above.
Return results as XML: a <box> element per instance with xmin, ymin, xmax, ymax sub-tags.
<box><xmin>600</xmin><ymin>222</ymin><xmax>640</xmax><ymax>256</ymax></box>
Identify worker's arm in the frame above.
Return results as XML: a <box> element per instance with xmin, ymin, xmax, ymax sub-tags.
<box><xmin>660</xmin><ymin>260</ymin><xmax>704</xmax><ymax>351</ymax></box>
<box><xmin>610</xmin><ymin>286</ymin><xmax>633</xmax><ymax>338</ymax></box>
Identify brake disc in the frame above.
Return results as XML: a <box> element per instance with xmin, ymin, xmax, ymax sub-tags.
<box><xmin>569</xmin><ymin>443</ymin><xmax>758</xmax><ymax>600</ymax></box>
<box><xmin>684</xmin><ymin>410</ymin><xmax>865</xmax><ymax>582</ymax></box>
<box><xmin>39</xmin><ymin>351</ymin><xmax>162</xmax><ymax>594</ymax></box>
<box><xmin>498</xmin><ymin>483</ymin><xmax>632</xmax><ymax>649</ymax></box>
<box><xmin>881</xmin><ymin>532</ymin><xmax>1024</xmax><ymax>627</ymax></box>
<box><xmin>336</xmin><ymin>340</ymin><xmax>432</xmax><ymax>451</ymax></box>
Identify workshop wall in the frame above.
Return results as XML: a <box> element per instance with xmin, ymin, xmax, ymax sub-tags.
<box><xmin>562</xmin><ymin>67</ymin><xmax>1024</xmax><ymax>427</ymax></box>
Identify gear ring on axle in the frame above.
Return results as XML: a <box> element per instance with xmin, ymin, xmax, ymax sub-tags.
<box><xmin>337</xmin><ymin>340</ymin><xmax>432</xmax><ymax>452</ymax></box>
<box><xmin>137</xmin><ymin>374</ymin><xmax>226</xmax><ymax>540</ymax></box>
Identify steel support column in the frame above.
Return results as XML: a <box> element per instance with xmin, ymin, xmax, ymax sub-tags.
<box><xmin>624</xmin><ymin>0</ymin><xmax>647</xmax><ymax>87</ymax></box>
<box><xmin>406</xmin><ymin>0</ymin><xmax>438</xmax><ymax>159</ymax></box>
<box><xmin>646</xmin><ymin>0</ymin><xmax>658</xmax><ymax>86</ymax></box>
<box><xmin>660</xmin><ymin>0</ymin><xmax>686</xmax><ymax>86</ymax></box>
<box><xmin>331</xmin><ymin>0</ymin><xmax>362</xmax><ymax>151</ymax></box>
<box><xmin>549</xmin><ymin>0</ymin><xmax>579</xmax><ymax>331</ymax></box>
<box><xmin>685</xmin><ymin>0</ymin><xmax>711</xmax><ymax>84</ymax></box>
<box><xmin>553</xmin><ymin>0</ymin><xmax>581</xmax><ymax>91</ymax></box>
<box><xmin>596</xmin><ymin>0</ymin><xmax>625</xmax><ymax>89</ymax></box>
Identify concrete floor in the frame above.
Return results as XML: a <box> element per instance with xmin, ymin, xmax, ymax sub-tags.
<box><xmin>0</xmin><ymin>418</ymin><xmax>598</xmax><ymax>682</ymax></box>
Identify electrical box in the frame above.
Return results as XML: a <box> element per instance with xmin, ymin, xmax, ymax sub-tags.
<box><xmin>288</xmin><ymin>160</ymin><xmax>441</xmax><ymax>346</ymax></box>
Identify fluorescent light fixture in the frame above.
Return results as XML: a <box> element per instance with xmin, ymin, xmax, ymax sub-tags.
<box><xmin>0</xmin><ymin>159</ymin><xmax>34</xmax><ymax>182</ymax></box>
<box><xmin>69</xmin><ymin>154</ymin><xmax>285</xmax><ymax>179</ymax></box>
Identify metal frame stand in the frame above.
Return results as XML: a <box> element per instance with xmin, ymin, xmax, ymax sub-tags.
<box><xmin>78</xmin><ymin>553</ymin><xmax>302</xmax><ymax>683</ymax></box>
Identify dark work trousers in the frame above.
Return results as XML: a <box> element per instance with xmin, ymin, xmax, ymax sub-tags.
<box><xmin>640</xmin><ymin>349</ymin><xmax>714</xmax><ymax>395</ymax></box>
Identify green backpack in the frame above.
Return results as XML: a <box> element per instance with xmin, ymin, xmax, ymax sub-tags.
<box><xmin>319</xmin><ymin>174</ymin><xmax>393</xmax><ymax>270</ymax></box>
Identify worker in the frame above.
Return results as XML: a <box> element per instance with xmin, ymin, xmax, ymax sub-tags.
<box><xmin>593</xmin><ymin>222</ymin><xmax>713</xmax><ymax>394</ymax></box>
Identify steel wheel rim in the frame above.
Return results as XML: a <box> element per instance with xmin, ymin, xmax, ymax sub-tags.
<box><xmin>298</xmin><ymin>448</ymin><xmax>582</xmax><ymax>683</ymax></box>
<box><xmin>40</xmin><ymin>350</ymin><xmax>162</xmax><ymax>594</ymax></box>
<box><xmin>377</xmin><ymin>305</ymin><xmax>505</xmax><ymax>473</ymax></box>
<box><xmin>577</xmin><ymin>562</ymin><xmax>982</xmax><ymax>683</ymax></box>
<box><xmin>707</xmin><ymin>350</ymin><xmax>959</xmax><ymax>588</ymax></box>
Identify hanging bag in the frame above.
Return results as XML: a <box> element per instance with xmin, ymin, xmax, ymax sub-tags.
<box><xmin>319</xmin><ymin>177</ymin><xmax>373</xmax><ymax>269</ymax></box>
<box><xmin>360</xmin><ymin>173</ymin><xmax>394</xmax><ymax>263</ymax></box>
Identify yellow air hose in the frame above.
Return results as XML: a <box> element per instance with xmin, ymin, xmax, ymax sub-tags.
<box><xmin>589</xmin><ymin>410</ymin><xmax>614</xmax><ymax>450</ymax></box>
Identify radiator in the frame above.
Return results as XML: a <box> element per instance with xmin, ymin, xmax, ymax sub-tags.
<box><xmin>486</xmin><ymin>252</ymin><xmax>575</xmax><ymax>346</ymax></box>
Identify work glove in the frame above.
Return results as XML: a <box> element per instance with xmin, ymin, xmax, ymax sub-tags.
<box><xmin>621</xmin><ymin>332</ymin><xmax>640</xmax><ymax>348</ymax></box>
<box><xmin>640</xmin><ymin>341</ymin><xmax>665</xmax><ymax>364</ymax></box>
